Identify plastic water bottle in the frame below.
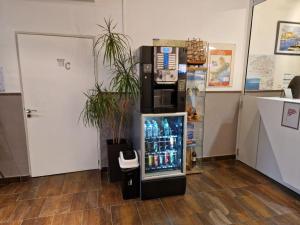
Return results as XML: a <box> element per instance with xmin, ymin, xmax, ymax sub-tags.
<box><xmin>146</xmin><ymin>120</ymin><xmax>153</xmax><ymax>139</ymax></box>
<box><xmin>152</xmin><ymin>120</ymin><xmax>159</xmax><ymax>137</ymax></box>
<box><xmin>170</xmin><ymin>136</ymin><xmax>174</xmax><ymax>150</ymax></box>
<box><xmin>144</xmin><ymin>121</ymin><xmax>147</xmax><ymax>139</ymax></box>
<box><xmin>152</xmin><ymin>120</ymin><xmax>159</xmax><ymax>152</ymax></box>
<box><xmin>161</xmin><ymin>120</ymin><xmax>165</xmax><ymax>136</ymax></box>
<box><xmin>163</xmin><ymin>119</ymin><xmax>171</xmax><ymax>136</ymax></box>
<box><xmin>174</xmin><ymin>120</ymin><xmax>179</xmax><ymax>134</ymax></box>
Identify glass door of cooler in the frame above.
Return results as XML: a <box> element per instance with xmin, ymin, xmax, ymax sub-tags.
<box><xmin>142</xmin><ymin>113</ymin><xmax>186</xmax><ymax>180</ymax></box>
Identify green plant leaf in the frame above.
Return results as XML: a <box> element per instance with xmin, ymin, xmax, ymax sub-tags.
<box><xmin>94</xmin><ymin>18</ymin><xmax>129</xmax><ymax>66</ymax></box>
<box><xmin>81</xmin><ymin>18</ymin><xmax>140</xmax><ymax>143</ymax></box>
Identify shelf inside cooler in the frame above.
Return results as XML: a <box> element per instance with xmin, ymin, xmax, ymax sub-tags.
<box><xmin>186</xmin><ymin>143</ymin><xmax>203</xmax><ymax>148</ymax></box>
<box><xmin>145</xmin><ymin>163</ymin><xmax>179</xmax><ymax>173</ymax></box>
<box><xmin>145</xmin><ymin>135</ymin><xmax>178</xmax><ymax>140</ymax></box>
<box><xmin>145</xmin><ymin>149</ymin><xmax>177</xmax><ymax>155</ymax></box>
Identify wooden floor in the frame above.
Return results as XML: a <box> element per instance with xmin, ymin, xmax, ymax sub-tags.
<box><xmin>0</xmin><ymin>160</ymin><xmax>300</xmax><ymax>225</ymax></box>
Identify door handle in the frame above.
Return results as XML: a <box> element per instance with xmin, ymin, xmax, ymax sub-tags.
<box><xmin>26</xmin><ymin>109</ymin><xmax>37</xmax><ymax>118</ymax></box>
<box><xmin>26</xmin><ymin>109</ymin><xmax>37</xmax><ymax>114</ymax></box>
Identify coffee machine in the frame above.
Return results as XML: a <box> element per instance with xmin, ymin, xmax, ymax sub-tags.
<box><xmin>138</xmin><ymin>46</ymin><xmax>187</xmax><ymax>113</ymax></box>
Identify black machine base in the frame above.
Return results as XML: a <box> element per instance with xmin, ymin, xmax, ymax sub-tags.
<box><xmin>141</xmin><ymin>176</ymin><xmax>186</xmax><ymax>200</ymax></box>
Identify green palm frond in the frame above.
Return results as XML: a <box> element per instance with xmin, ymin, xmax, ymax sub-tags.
<box><xmin>95</xmin><ymin>18</ymin><xmax>129</xmax><ymax>66</ymax></box>
<box><xmin>110</xmin><ymin>50</ymin><xmax>140</xmax><ymax>101</ymax></box>
<box><xmin>82</xmin><ymin>18</ymin><xmax>140</xmax><ymax>143</ymax></box>
<box><xmin>81</xmin><ymin>83</ymin><xmax>119</xmax><ymax>129</ymax></box>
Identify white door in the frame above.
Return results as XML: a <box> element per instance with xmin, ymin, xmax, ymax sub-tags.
<box><xmin>17</xmin><ymin>34</ymin><xmax>98</xmax><ymax>177</ymax></box>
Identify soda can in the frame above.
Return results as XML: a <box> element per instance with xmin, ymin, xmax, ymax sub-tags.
<box><xmin>148</xmin><ymin>141</ymin><xmax>153</xmax><ymax>152</ymax></box>
<box><xmin>159</xmin><ymin>153</ymin><xmax>164</xmax><ymax>165</ymax></box>
<box><xmin>145</xmin><ymin>155</ymin><xmax>149</xmax><ymax>166</ymax></box>
<box><xmin>165</xmin><ymin>151</ymin><xmax>170</xmax><ymax>165</ymax></box>
<box><xmin>148</xmin><ymin>154</ymin><xmax>153</xmax><ymax>167</ymax></box>
<box><xmin>170</xmin><ymin>151</ymin><xmax>174</xmax><ymax>164</ymax></box>
<box><xmin>154</xmin><ymin>154</ymin><xmax>159</xmax><ymax>167</ymax></box>
<box><xmin>145</xmin><ymin>142</ymin><xmax>150</xmax><ymax>152</ymax></box>
<box><xmin>153</xmin><ymin>141</ymin><xmax>158</xmax><ymax>152</ymax></box>
<box><xmin>173</xmin><ymin>152</ymin><xmax>177</xmax><ymax>163</ymax></box>
<box><xmin>159</xmin><ymin>141</ymin><xmax>164</xmax><ymax>152</ymax></box>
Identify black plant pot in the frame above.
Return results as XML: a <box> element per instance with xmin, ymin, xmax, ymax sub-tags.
<box><xmin>107</xmin><ymin>139</ymin><xmax>132</xmax><ymax>182</ymax></box>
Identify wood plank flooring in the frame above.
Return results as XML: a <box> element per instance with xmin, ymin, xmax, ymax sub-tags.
<box><xmin>0</xmin><ymin>160</ymin><xmax>299</xmax><ymax>225</ymax></box>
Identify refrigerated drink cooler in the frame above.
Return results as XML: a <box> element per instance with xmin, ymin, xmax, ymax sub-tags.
<box><xmin>132</xmin><ymin>112</ymin><xmax>187</xmax><ymax>200</ymax></box>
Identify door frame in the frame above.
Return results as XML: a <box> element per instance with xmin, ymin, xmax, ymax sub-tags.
<box><xmin>236</xmin><ymin>0</ymin><xmax>268</xmax><ymax>158</ymax></box>
<box><xmin>15</xmin><ymin>32</ymin><xmax>100</xmax><ymax>176</ymax></box>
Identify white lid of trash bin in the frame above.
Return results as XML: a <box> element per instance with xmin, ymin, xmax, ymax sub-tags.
<box><xmin>119</xmin><ymin>150</ymin><xmax>139</xmax><ymax>169</ymax></box>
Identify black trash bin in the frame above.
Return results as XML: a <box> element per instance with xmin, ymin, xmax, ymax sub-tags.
<box><xmin>119</xmin><ymin>150</ymin><xmax>140</xmax><ymax>200</ymax></box>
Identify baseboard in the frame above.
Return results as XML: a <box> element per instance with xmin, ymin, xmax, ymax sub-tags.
<box><xmin>100</xmin><ymin>167</ymin><xmax>108</xmax><ymax>172</ymax></box>
<box><xmin>0</xmin><ymin>168</ymin><xmax>109</xmax><ymax>185</ymax></box>
<box><xmin>201</xmin><ymin>154</ymin><xmax>236</xmax><ymax>162</ymax></box>
<box><xmin>0</xmin><ymin>176</ymin><xmax>30</xmax><ymax>185</ymax></box>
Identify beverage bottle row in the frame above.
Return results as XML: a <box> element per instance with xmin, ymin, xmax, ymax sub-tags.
<box><xmin>144</xmin><ymin>119</ymin><xmax>172</xmax><ymax>139</ymax></box>
<box><xmin>145</xmin><ymin>150</ymin><xmax>177</xmax><ymax>168</ymax></box>
<box><xmin>145</xmin><ymin>136</ymin><xmax>176</xmax><ymax>153</ymax></box>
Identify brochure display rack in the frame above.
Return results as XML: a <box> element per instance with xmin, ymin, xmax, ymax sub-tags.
<box><xmin>185</xmin><ymin>39</ymin><xmax>208</xmax><ymax>174</ymax></box>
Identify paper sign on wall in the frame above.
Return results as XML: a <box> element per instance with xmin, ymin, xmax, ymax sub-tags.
<box><xmin>282</xmin><ymin>102</ymin><xmax>300</xmax><ymax>130</ymax></box>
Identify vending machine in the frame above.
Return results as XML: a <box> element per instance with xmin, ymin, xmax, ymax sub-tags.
<box><xmin>132</xmin><ymin>112</ymin><xmax>187</xmax><ymax>200</ymax></box>
<box><xmin>133</xmin><ymin>45</ymin><xmax>187</xmax><ymax>199</ymax></box>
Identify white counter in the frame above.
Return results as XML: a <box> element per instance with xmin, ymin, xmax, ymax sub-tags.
<box><xmin>257</xmin><ymin>97</ymin><xmax>300</xmax><ymax>193</ymax></box>
<box><xmin>258</xmin><ymin>96</ymin><xmax>300</xmax><ymax>103</ymax></box>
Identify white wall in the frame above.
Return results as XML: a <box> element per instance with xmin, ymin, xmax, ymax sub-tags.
<box><xmin>0</xmin><ymin>0</ymin><xmax>250</xmax><ymax>93</ymax></box>
<box><xmin>0</xmin><ymin>0</ymin><xmax>123</xmax><ymax>92</ymax></box>
<box><xmin>203</xmin><ymin>93</ymin><xmax>240</xmax><ymax>157</ymax></box>
<box><xmin>0</xmin><ymin>0</ymin><xmax>250</xmax><ymax>161</ymax></box>
<box><xmin>125</xmin><ymin>0</ymin><xmax>249</xmax><ymax>92</ymax></box>
<box><xmin>249</xmin><ymin>0</ymin><xmax>300</xmax><ymax>89</ymax></box>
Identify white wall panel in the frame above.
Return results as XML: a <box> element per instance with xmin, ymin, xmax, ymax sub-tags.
<box><xmin>125</xmin><ymin>0</ymin><xmax>249</xmax><ymax>92</ymax></box>
<box><xmin>0</xmin><ymin>0</ymin><xmax>122</xmax><ymax>92</ymax></box>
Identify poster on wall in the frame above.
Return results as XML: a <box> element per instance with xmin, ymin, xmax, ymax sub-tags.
<box><xmin>275</xmin><ymin>21</ymin><xmax>300</xmax><ymax>56</ymax></box>
<box><xmin>282</xmin><ymin>102</ymin><xmax>300</xmax><ymax>130</ymax></box>
<box><xmin>246</xmin><ymin>55</ymin><xmax>275</xmax><ymax>90</ymax></box>
<box><xmin>207</xmin><ymin>43</ymin><xmax>235</xmax><ymax>87</ymax></box>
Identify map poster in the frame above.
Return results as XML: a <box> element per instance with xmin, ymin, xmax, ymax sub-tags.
<box><xmin>246</xmin><ymin>55</ymin><xmax>275</xmax><ymax>90</ymax></box>
<box><xmin>207</xmin><ymin>43</ymin><xmax>235</xmax><ymax>87</ymax></box>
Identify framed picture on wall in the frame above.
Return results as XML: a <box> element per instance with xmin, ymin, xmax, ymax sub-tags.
<box><xmin>207</xmin><ymin>43</ymin><xmax>235</xmax><ymax>87</ymax></box>
<box><xmin>275</xmin><ymin>21</ymin><xmax>300</xmax><ymax>55</ymax></box>
<box><xmin>281</xmin><ymin>102</ymin><xmax>300</xmax><ymax>130</ymax></box>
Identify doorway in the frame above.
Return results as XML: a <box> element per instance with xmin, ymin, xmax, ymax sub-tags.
<box><xmin>16</xmin><ymin>33</ymin><xmax>99</xmax><ymax>177</ymax></box>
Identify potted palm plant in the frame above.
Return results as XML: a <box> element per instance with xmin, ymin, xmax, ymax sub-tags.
<box><xmin>81</xmin><ymin>18</ymin><xmax>139</xmax><ymax>182</ymax></box>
